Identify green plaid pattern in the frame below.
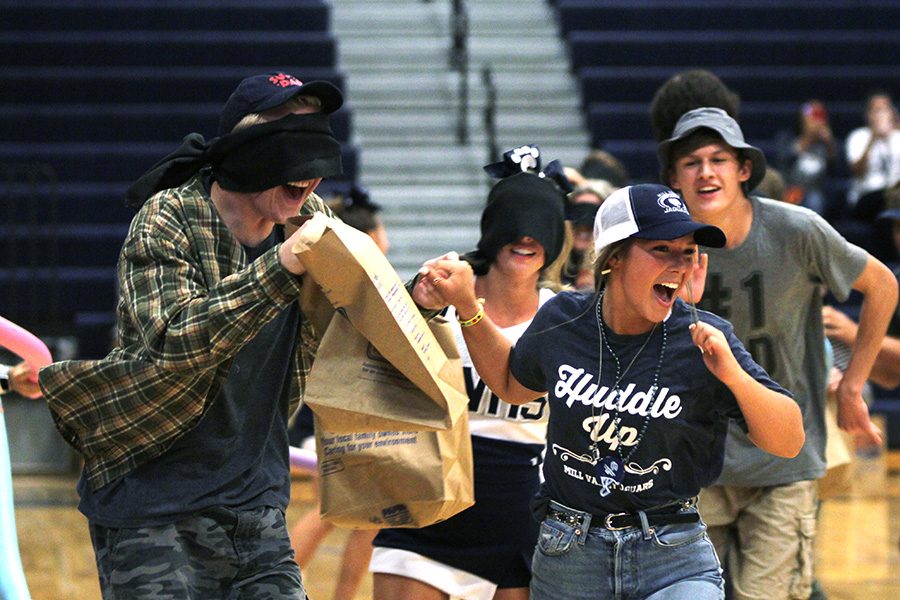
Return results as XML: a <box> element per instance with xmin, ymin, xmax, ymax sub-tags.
<box><xmin>40</xmin><ymin>173</ymin><xmax>329</xmax><ymax>491</ymax></box>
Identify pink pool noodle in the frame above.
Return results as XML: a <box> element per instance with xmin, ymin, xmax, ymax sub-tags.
<box><xmin>0</xmin><ymin>315</ymin><xmax>49</xmax><ymax>600</ymax></box>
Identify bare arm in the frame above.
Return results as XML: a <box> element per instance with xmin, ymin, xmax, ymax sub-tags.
<box><xmin>836</xmin><ymin>256</ymin><xmax>898</xmax><ymax>445</ymax></box>
<box><xmin>871</xmin><ymin>336</ymin><xmax>900</xmax><ymax>389</ymax></box>
<box><xmin>416</xmin><ymin>258</ymin><xmax>544</xmax><ymax>404</ymax></box>
<box><xmin>691</xmin><ymin>322</ymin><xmax>804</xmax><ymax>458</ymax></box>
<box><xmin>823</xmin><ymin>305</ymin><xmax>900</xmax><ymax>390</ymax></box>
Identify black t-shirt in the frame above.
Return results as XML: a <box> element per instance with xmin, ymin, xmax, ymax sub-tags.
<box><xmin>79</xmin><ymin>227</ymin><xmax>300</xmax><ymax>527</ymax></box>
<box><xmin>510</xmin><ymin>291</ymin><xmax>787</xmax><ymax>516</ymax></box>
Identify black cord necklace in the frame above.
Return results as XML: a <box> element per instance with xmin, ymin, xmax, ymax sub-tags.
<box><xmin>592</xmin><ymin>291</ymin><xmax>667</xmax><ymax>497</ymax></box>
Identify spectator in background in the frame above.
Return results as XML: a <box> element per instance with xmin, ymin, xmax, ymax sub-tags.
<box><xmin>0</xmin><ymin>361</ymin><xmax>42</xmax><ymax>399</ymax></box>
<box><xmin>754</xmin><ymin>166</ymin><xmax>787</xmax><ymax>204</ymax></box>
<box><xmin>649</xmin><ymin>69</ymin><xmax>741</xmax><ymax>143</ymax></box>
<box><xmin>288</xmin><ymin>183</ymin><xmax>387</xmax><ymax>600</ymax></box>
<box><xmin>844</xmin><ymin>92</ymin><xmax>900</xmax><ymax>263</ymax></box>
<box><xmin>822</xmin><ymin>304</ymin><xmax>900</xmax><ymax>392</ymax></box>
<box><xmin>880</xmin><ymin>184</ymin><xmax>900</xmax><ymax>269</ymax></box>
<box><xmin>846</xmin><ymin>92</ymin><xmax>900</xmax><ymax>219</ymax></box>
<box><xmin>563</xmin><ymin>150</ymin><xmax>629</xmax><ymax>291</ymax></box>
<box><xmin>562</xmin><ymin>179</ymin><xmax>617</xmax><ymax>291</ymax></box>
<box><xmin>777</xmin><ymin>100</ymin><xmax>838</xmax><ymax>216</ymax></box>
<box><xmin>328</xmin><ymin>183</ymin><xmax>390</xmax><ymax>256</ymax></box>
<box><xmin>823</xmin><ymin>188</ymin><xmax>900</xmax><ymax>392</ymax></box>
<box><xmin>578</xmin><ymin>149</ymin><xmax>631</xmax><ymax>188</ymax></box>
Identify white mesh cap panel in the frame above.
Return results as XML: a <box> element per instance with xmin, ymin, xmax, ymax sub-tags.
<box><xmin>593</xmin><ymin>186</ymin><xmax>638</xmax><ymax>253</ymax></box>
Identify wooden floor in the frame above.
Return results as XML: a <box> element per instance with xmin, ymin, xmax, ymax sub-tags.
<box><xmin>11</xmin><ymin>453</ymin><xmax>900</xmax><ymax>600</ymax></box>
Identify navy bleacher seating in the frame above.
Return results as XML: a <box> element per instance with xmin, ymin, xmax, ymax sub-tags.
<box><xmin>0</xmin><ymin>0</ymin><xmax>355</xmax><ymax>357</ymax></box>
<box><xmin>4</xmin><ymin>0</ymin><xmax>331</xmax><ymax>32</ymax></box>
<box><xmin>3</xmin><ymin>31</ymin><xmax>337</xmax><ymax>68</ymax></box>
<box><xmin>0</xmin><ymin>67</ymin><xmax>346</xmax><ymax>105</ymax></box>
<box><xmin>579</xmin><ymin>66</ymin><xmax>899</xmax><ymax>112</ymax></box>
<box><xmin>73</xmin><ymin>311</ymin><xmax>117</xmax><ymax>359</ymax></box>
<box><xmin>560</xmin><ymin>5</ymin><xmax>899</xmax><ymax>183</ymax></box>
<box><xmin>0</xmin><ymin>267</ymin><xmax>117</xmax><ymax>318</ymax></box>
<box><xmin>2</xmin><ymin>182</ymin><xmax>133</xmax><ymax>225</ymax></box>
<box><xmin>0</xmin><ymin>105</ymin><xmax>352</xmax><ymax>144</ymax></box>
<box><xmin>557</xmin><ymin>0</ymin><xmax>900</xmax><ymax>34</ymax></box>
<box><xmin>0</xmin><ymin>224</ymin><xmax>128</xmax><ymax>268</ymax></box>
<box><xmin>0</xmin><ymin>143</ymin><xmax>359</xmax><ymax>185</ymax></box>
<box><xmin>568</xmin><ymin>30</ymin><xmax>898</xmax><ymax>70</ymax></box>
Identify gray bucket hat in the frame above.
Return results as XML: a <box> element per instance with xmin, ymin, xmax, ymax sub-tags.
<box><xmin>657</xmin><ymin>107</ymin><xmax>767</xmax><ymax>191</ymax></box>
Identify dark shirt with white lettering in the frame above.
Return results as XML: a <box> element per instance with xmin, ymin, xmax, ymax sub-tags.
<box><xmin>510</xmin><ymin>291</ymin><xmax>787</xmax><ymax>515</ymax></box>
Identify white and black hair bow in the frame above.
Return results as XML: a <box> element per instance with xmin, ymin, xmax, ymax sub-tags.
<box><xmin>482</xmin><ymin>144</ymin><xmax>574</xmax><ymax>194</ymax></box>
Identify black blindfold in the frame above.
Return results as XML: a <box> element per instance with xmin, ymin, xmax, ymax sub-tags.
<box><xmin>474</xmin><ymin>173</ymin><xmax>566</xmax><ymax>271</ymax></box>
<box><xmin>125</xmin><ymin>113</ymin><xmax>342</xmax><ymax>209</ymax></box>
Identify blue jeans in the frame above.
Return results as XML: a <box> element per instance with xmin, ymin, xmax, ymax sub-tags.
<box><xmin>531</xmin><ymin>501</ymin><xmax>724</xmax><ymax>600</ymax></box>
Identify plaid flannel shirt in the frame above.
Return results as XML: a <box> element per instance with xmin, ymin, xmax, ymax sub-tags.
<box><xmin>39</xmin><ymin>173</ymin><xmax>330</xmax><ymax>491</ymax></box>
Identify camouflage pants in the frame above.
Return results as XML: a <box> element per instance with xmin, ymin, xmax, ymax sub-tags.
<box><xmin>89</xmin><ymin>505</ymin><xmax>308</xmax><ymax>600</ymax></box>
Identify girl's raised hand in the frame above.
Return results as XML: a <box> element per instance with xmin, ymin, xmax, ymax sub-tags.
<box><xmin>411</xmin><ymin>252</ymin><xmax>468</xmax><ymax>309</ymax></box>
<box><xmin>690</xmin><ymin>321</ymin><xmax>742</xmax><ymax>386</ymax></box>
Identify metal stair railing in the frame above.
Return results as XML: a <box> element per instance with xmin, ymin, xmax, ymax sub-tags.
<box><xmin>449</xmin><ymin>0</ymin><xmax>469</xmax><ymax>145</ymax></box>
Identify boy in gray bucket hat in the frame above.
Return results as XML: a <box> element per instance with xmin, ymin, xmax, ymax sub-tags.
<box><xmin>658</xmin><ymin>107</ymin><xmax>767</xmax><ymax>192</ymax></box>
<box><xmin>659</xmin><ymin>107</ymin><xmax>898</xmax><ymax>600</ymax></box>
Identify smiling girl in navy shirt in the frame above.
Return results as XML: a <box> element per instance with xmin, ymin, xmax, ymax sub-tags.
<box><xmin>417</xmin><ymin>183</ymin><xmax>804</xmax><ymax>600</ymax></box>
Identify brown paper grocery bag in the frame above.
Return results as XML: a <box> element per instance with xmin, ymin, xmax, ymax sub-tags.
<box><xmin>305</xmin><ymin>314</ymin><xmax>466</xmax><ymax>432</ymax></box>
<box><xmin>817</xmin><ymin>393</ymin><xmax>855</xmax><ymax>499</ymax></box>
<box><xmin>288</xmin><ymin>213</ymin><xmax>474</xmax><ymax>526</ymax></box>
<box><xmin>315</xmin><ymin>409</ymin><xmax>475</xmax><ymax>529</ymax></box>
<box><xmin>292</xmin><ymin>213</ymin><xmax>468</xmax><ymax>430</ymax></box>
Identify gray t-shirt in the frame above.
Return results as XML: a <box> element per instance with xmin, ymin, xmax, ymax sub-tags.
<box><xmin>697</xmin><ymin>196</ymin><xmax>868</xmax><ymax>487</ymax></box>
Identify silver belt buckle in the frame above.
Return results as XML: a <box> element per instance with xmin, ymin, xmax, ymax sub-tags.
<box><xmin>604</xmin><ymin>512</ymin><xmax>631</xmax><ymax>530</ymax></box>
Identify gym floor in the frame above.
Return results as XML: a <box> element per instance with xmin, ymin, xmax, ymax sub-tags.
<box><xmin>12</xmin><ymin>453</ymin><xmax>900</xmax><ymax>600</ymax></box>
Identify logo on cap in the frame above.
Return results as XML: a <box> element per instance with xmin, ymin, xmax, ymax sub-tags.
<box><xmin>268</xmin><ymin>73</ymin><xmax>303</xmax><ymax>88</ymax></box>
<box><xmin>657</xmin><ymin>190</ymin><xmax>689</xmax><ymax>215</ymax></box>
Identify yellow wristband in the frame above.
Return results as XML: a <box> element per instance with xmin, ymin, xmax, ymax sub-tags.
<box><xmin>458</xmin><ymin>302</ymin><xmax>485</xmax><ymax>328</ymax></box>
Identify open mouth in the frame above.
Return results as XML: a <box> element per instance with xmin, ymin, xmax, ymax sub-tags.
<box><xmin>511</xmin><ymin>247</ymin><xmax>536</xmax><ymax>257</ymax></box>
<box><xmin>697</xmin><ymin>185</ymin><xmax>720</xmax><ymax>197</ymax></box>
<box><xmin>283</xmin><ymin>180</ymin><xmax>314</xmax><ymax>201</ymax></box>
<box><xmin>653</xmin><ymin>282</ymin><xmax>679</xmax><ymax>303</ymax></box>
<box><xmin>286</xmin><ymin>180</ymin><xmax>312</xmax><ymax>190</ymax></box>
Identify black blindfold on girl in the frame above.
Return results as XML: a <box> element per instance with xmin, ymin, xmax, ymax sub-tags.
<box><xmin>470</xmin><ymin>173</ymin><xmax>566</xmax><ymax>274</ymax></box>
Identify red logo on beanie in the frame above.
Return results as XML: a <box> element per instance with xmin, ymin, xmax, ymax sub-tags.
<box><xmin>268</xmin><ymin>73</ymin><xmax>302</xmax><ymax>88</ymax></box>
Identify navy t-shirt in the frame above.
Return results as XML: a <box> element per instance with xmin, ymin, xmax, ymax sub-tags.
<box><xmin>78</xmin><ymin>227</ymin><xmax>299</xmax><ymax>527</ymax></box>
<box><xmin>510</xmin><ymin>291</ymin><xmax>789</xmax><ymax>516</ymax></box>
